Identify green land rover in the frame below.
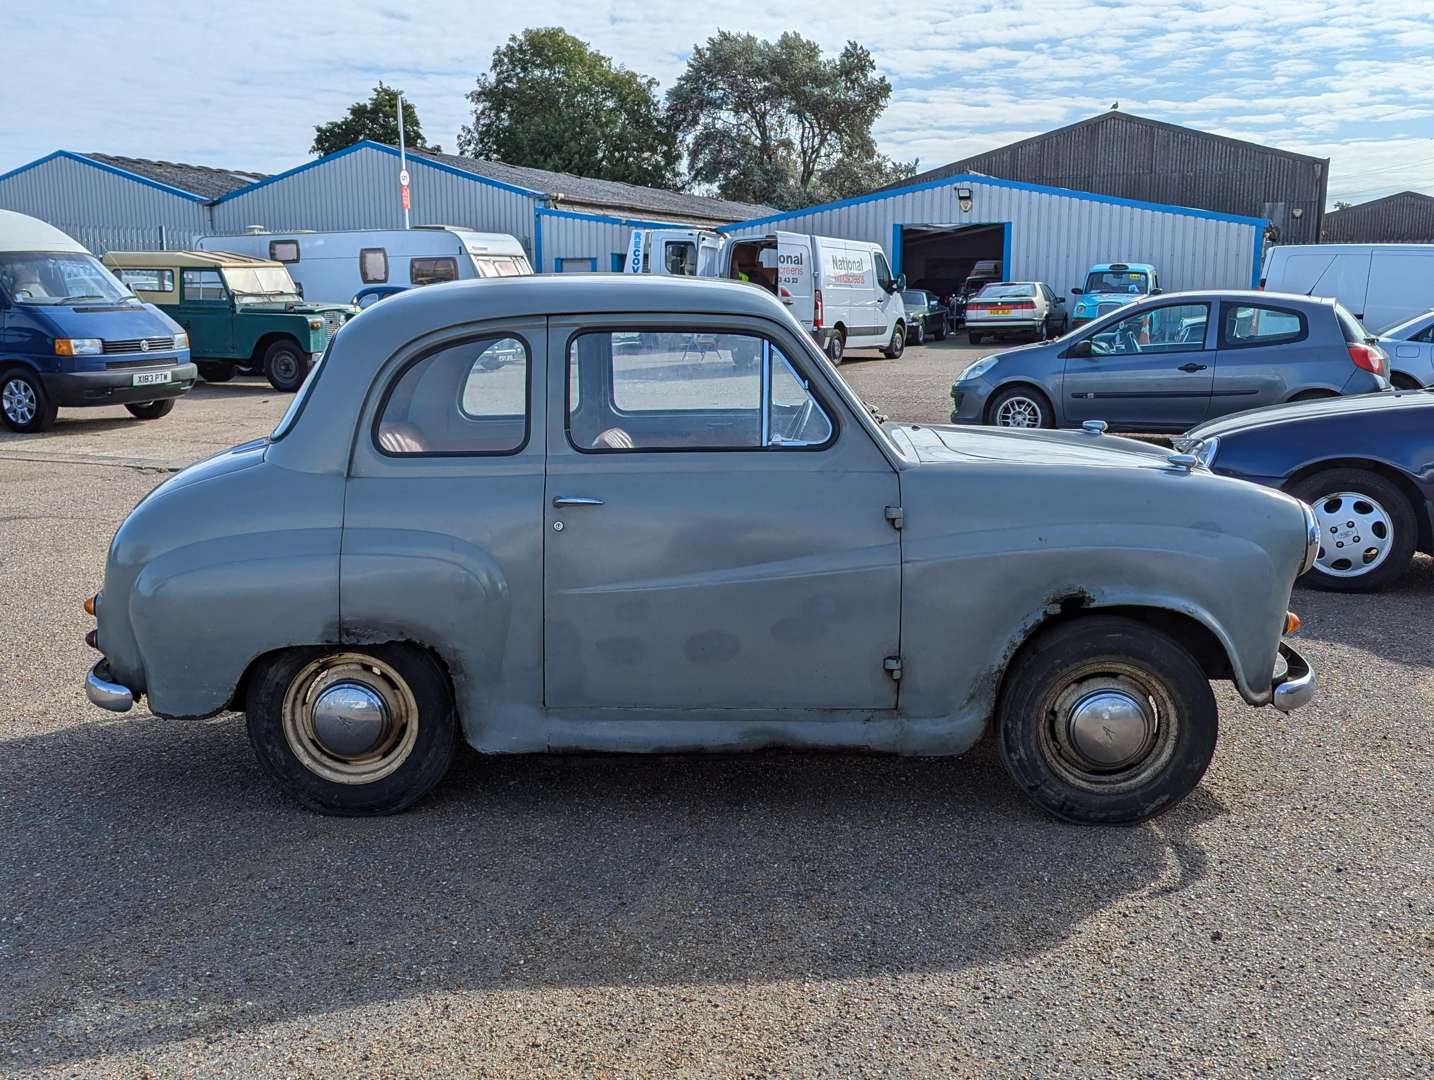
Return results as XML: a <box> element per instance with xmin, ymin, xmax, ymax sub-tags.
<box><xmin>103</xmin><ymin>251</ymin><xmax>355</xmax><ymax>391</ymax></box>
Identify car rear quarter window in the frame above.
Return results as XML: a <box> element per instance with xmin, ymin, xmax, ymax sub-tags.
<box><xmin>269</xmin><ymin>240</ymin><xmax>300</xmax><ymax>264</ymax></box>
<box><xmin>1220</xmin><ymin>304</ymin><xmax>1308</xmax><ymax>348</ymax></box>
<box><xmin>375</xmin><ymin>335</ymin><xmax>529</xmax><ymax>456</ymax></box>
<box><xmin>1334</xmin><ymin>304</ymin><xmax>1374</xmax><ymax>344</ymax></box>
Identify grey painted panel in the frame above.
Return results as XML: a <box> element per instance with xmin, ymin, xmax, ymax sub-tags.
<box><xmin>1322</xmin><ymin>193</ymin><xmax>1434</xmax><ymax>243</ymax></box>
<box><xmin>725</xmin><ymin>178</ymin><xmax>1259</xmax><ymax>295</ymax></box>
<box><xmin>211</xmin><ymin>146</ymin><xmax>539</xmax><ymax>258</ymax></box>
<box><xmin>0</xmin><ymin>156</ymin><xmax>211</xmax><ymax>253</ymax></box>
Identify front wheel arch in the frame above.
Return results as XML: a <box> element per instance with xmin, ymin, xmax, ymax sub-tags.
<box><xmin>984</xmin><ymin>381</ymin><xmax>1055</xmax><ymax>427</ymax></box>
<box><xmin>229</xmin><ymin>639</ymin><xmax>457</xmax><ymax>715</ymax></box>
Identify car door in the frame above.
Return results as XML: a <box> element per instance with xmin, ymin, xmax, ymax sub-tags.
<box><xmin>178</xmin><ymin>269</ymin><xmax>234</xmax><ymax>358</ymax></box>
<box><xmin>1210</xmin><ymin>301</ymin><xmax>1318</xmax><ymax>410</ymax></box>
<box><xmin>1388</xmin><ymin>316</ymin><xmax>1434</xmax><ymax>386</ymax></box>
<box><xmin>543</xmin><ymin>317</ymin><xmax>901</xmax><ymax>711</ymax></box>
<box><xmin>1061</xmin><ymin>301</ymin><xmax>1215</xmax><ymax>430</ymax></box>
<box><xmin>775</xmin><ymin>232</ymin><xmax>815</xmax><ymax>327</ymax></box>
<box><xmin>872</xmin><ymin>249</ymin><xmax>902</xmax><ymax>344</ymax></box>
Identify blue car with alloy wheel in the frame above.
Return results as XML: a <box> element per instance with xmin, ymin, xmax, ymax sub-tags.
<box><xmin>0</xmin><ymin>210</ymin><xmax>194</xmax><ymax>433</ymax></box>
<box><xmin>1176</xmin><ymin>388</ymin><xmax>1434</xmax><ymax>591</ymax></box>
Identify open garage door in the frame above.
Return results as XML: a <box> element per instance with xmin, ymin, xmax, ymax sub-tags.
<box><xmin>898</xmin><ymin>224</ymin><xmax>1007</xmax><ymax>300</ymax></box>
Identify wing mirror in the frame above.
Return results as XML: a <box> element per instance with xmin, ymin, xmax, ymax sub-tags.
<box><xmin>1068</xmin><ymin>339</ymin><xmax>1094</xmax><ymax>358</ymax></box>
<box><xmin>1070</xmin><ymin>287</ymin><xmax>1084</xmax><ymax>295</ymax></box>
<box><xmin>1150</xmin><ymin>287</ymin><xmax>1163</xmax><ymax>295</ymax></box>
<box><xmin>1056</xmin><ymin>296</ymin><xmax>1066</xmax><ymax>304</ymax></box>
<box><xmin>891</xmin><ymin>273</ymin><xmax>907</xmax><ymax>293</ymax></box>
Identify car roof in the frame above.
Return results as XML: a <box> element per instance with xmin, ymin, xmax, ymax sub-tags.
<box><xmin>1088</xmin><ymin>263</ymin><xmax>1156</xmax><ymax>273</ymax></box>
<box><xmin>102</xmin><ymin>250</ymin><xmax>284</xmax><ymax>270</ymax></box>
<box><xmin>1138</xmin><ymin>288</ymin><xmax>1334</xmax><ymax>307</ymax></box>
<box><xmin>0</xmin><ymin>209</ymin><xmax>88</xmax><ymax>254</ymax></box>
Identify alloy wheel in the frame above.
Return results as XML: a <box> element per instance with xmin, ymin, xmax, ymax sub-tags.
<box><xmin>995</xmin><ymin>395</ymin><xmax>1044</xmax><ymax>427</ymax></box>
<box><xmin>1310</xmin><ymin>491</ymin><xmax>1394</xmax><ymax>578</ymax></box>
<box><xmin>2</xmin><ymin>378</ymin><xmax>37</xmax><ymax>425</ymax></box>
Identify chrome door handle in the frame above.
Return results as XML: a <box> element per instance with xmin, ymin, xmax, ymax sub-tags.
<box><xmin>552</xmin><ymin>496</ymin><xmax>605</xmax><ymax>508</ymax></box>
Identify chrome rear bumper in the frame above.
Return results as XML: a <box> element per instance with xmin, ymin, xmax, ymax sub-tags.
<box><xmin>1271</xmin><ymin>642</ymin><xmax>1314</xmax><ymax>713</ymax></box>
<box><xmin>86</xmin><ymin>661</ymin><xmax>134</xmax><ymax>712</ymax></box>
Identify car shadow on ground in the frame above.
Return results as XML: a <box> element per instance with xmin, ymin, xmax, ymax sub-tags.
<box><xmin>0</xmin><ymin>714</ymin><xmax>1221</xmax><ymax>1071</ymax></box>
<box><xmin>185</xmin><ymin>380</ymin><xmax>284</xmax><ymax>399</ymax></box>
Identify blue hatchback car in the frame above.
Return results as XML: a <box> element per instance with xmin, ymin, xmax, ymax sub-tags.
<box><xmin>1177</xmin><ymin>389</ymin><xmax>1434</xmax><ymax>591</ymax></box>
<box><xmin>0</xmin><ymin>210</ymin><xmax>195</xmax><ymax>433</ymax></box>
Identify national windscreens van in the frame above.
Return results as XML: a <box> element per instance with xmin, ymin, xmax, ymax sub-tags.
<box><xmin>628</xmin><ymin>228</ymin><xmax>907</xmax><ymax>362</ymax></box>
<box><xmin>1261</xmin><ymin>244</ymin><xmax>1434</xmax><ymax>332</ymax></box>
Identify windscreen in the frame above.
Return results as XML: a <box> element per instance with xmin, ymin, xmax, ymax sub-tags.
<box><xmin>223</xmin><ymin>266</ymin><xmax>300</xmax><ymax>299</ymax></box>
<box><xmin>473</xmin><ymin>255</ymin><xmax>531</xmax><ymax>278</ymax></box>
<box><xmin>1084</xmin><ymin>270</ymin><xmax>1149</xmax><ymax>294</ymax></box>
<box><xmin>901</xmin><ymin>290</ymin><xmax>929</xmax><ymax>307</ymax></box>
<box><xmin>0</xmin><ymin>252</ymin><xmax>132</xmax><ymax>305</ymax></box>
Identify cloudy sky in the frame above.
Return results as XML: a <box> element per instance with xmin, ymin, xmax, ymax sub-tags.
<box><xmin>4</xmin><ymin>1</ymin><xmax>1431</xmax><ymax>207</ymax></box>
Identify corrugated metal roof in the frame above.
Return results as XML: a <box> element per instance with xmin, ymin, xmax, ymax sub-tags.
<box><xmin>85</xmin><ymin>153</ymin><xmax>268</xmax><ymax>199</ymax></box>
<box><xmin>400</xmin><ymin>146</ymin><xmax>774</xmax><ymax>224</ymax></box>
<box><xmin>1321</xmin><ymin>191</ymin><xmax>1434</xmax><ymax>243</ymax></box>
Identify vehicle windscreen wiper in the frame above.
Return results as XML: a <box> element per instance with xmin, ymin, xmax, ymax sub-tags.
<box><xmin>60</xmin><ymin>294</ymin><xmax>108</xmax><ymax>303</ymax></box>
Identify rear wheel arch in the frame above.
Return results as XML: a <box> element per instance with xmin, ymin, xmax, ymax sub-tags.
<box><xmin>1389</xmin><ymin>372</ymin><xmax>1421</xmax><ymax>391</ymax></box>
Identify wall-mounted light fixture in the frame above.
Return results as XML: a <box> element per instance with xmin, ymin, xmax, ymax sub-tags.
<box><xmin>957</xmin><ymin>186</ymin><xmax>973</xmax><ymax>212</ymax></box>
<box><xmin>1291</xmin><ymin>208</ymin><xmax>1304</xmax><ymax>219</ymax></box>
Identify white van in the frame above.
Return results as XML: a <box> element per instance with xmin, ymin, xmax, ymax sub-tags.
<box><xmin>1261</xmin><ymin>244</ymin><xmax>1434</xmax><ymax>332</ymax></box>
<box><xmin>628</xmin><ymin>228</ymin><xmax>907</xmax><ymax>362</ymax></box>
<box><xmin>197</xmin><ymin>226</ymin><xmax>532</xmax><ymax>306</ymax></box>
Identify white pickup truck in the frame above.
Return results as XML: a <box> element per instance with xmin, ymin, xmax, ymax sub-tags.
<box><xmin>625</xmin><ymin>228</ymin><xmax>908</xmax><ymax>362</ymax></box>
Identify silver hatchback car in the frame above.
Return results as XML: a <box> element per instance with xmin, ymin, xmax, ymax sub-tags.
<box><xmin>951</xmin><ymin>290</ymin><xmax>1389</xmax><ymax>432</ymax></box>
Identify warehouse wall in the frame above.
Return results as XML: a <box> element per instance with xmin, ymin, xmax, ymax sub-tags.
<box><xmin>1321</xmin><ymin>193</ymin><xmax>1434</xmax><ymax>243</ymax></box>
<box><xmin>210</xmin><ymin>145</ymin><xmax>540</xmax><ymax>257</ymax></box>
<box><xmin>0</xmin><ymin>154</ymin><xmax>212</xmax><ymax>253</ymax></box>
<box><xmin>723</xmin><ymin>174</ymin><xmax>1263</xmax><ymax>296</ymax></box>
<box><xmin>535</xmin><ymin>208</ymin><xmax>698</xmax><ymax>273</ymax></box>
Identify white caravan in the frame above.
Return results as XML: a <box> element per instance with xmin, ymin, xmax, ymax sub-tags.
<box><xmin>1261</xmin><ymin>243</ymin><xmax>1434</xmax><ymax>333</ymax></box>
<box><xmin>627</xmin><ymin>228</ymin><xmax>908</xmax><ymax>362</ymax></box>
<box><xmin>197</xmin><ymin>226</ymin><xmax>531</xmax><ymax>306</ymax></box>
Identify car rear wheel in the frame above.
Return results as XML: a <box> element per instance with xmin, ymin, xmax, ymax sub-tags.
<box><xmin>881</xmin><ymin>324</ymin><xmax>905</xmax><ymax>359</ymax></box>
<box><xmin>826</xmin><ymin>329</ymin><xmax>846</xmax><ymax>365</ymax></box>
<box><xmin>125</xmin><ymin>400</ymin><xmax>175</xmax><ymax>420</ymax></box>
<box><xmin>998</xmin><ymin>616</ymin><xmax>1218</xmax><ymax>824</ymax></box>
<box><xmin>263</xmin><ymin>340</ymin><xmax>309</xmax><ymax>393</ymax></box>
<box><xmin>987</xmin><ymin>385</ymin><xmax>1053</xmax><ymax>428</ymax></box>
<box><xmin>246</xmin><ymin>645</ymin><xmax>457</xmax><ymax>815</ymax></box>
<box><xmin>968</xmin><ymin>331</ymin><xmax>984</xmax><ymax>345</ymax></box>
<box><xmin>1290</xmin><ymin>468</ymin><xmax>1417</xmax><ymax>591</ymax></box>
<box><xmin>1390</xmin><ymin>372</ymin><xmax>1421</xmax><ymax>391</ymax></box>
<box><xmin>934</xmin><ymin>320</ymin><xmax>948</xmax><ymax>341</ymax></box>
<box><xmin>1</xmin><ymin>369</ymin><xmax>57</xmax><ymax>433</ymax></box>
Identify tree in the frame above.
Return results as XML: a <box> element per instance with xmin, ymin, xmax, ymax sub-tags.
<box><xmin>458</xmin><ymin>28</ymin><xmax>679</xmax><ymax>187</ymax></box>
<box><xmin>311</xmin><ymin>82</ymin><xmax>439</xmax><ymax>157</ymax></box>
<box><xmin>1333</xmin><ymin>200</ymin><xmax>1353</xmax><ymax>210</ymax></box>
<box><xmin>666</xmin><ymin>32</ymin><xmax>915</xmax><ymax>209</ymax></box>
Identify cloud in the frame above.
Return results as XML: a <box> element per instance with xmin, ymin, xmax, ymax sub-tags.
<box><xmin>0</xmin><ymin>0</ymin><xmax>1429</xmax><ymax>209</ymax></box>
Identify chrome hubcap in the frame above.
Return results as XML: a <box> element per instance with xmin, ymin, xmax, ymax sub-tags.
<box><xmin>1311</xmin><ymin>491</ymin><xmax>1392</xmax><ymax>577</ymax></box>
<box><xmin>281</xmin><ymin>653</ymin><xmax>418</xmax><ymax>784</ymax></box>
<box><xmin>3</xmin><ymin>378</ymin><xmax>36</xmax><ymax>424</ymax></box>
<box><xmin>1064</xmin><ymin>689</ymin><xmax>1156</xmax><ymax>770</ymax></box>
<box><xmin>995</xmin><ymin>396</ymin><xmax>1043</xmax><ymax>427</ymax></box>
<box><xmin>311</xmin><ymin>682</ymin><xmax>390</xmax><ymax>757</ymax></box>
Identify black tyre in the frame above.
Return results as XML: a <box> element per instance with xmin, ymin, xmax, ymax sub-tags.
<box><xmin>826</xmin><ymin>329</ymin><xmax>846</xmax><ymax>365</ymax></box>
<box><xmin>968</xmin><ymin>331</ymin><xmax>984</xmax><ymax>345</ymax></box>
<box><xmin>912</xmin><ymin>321</ymin><xmax>926</xmax><ymax>346</ymax></box>
<box><xmin>125</xmin><ymin>399</ymin><xmax>175</xmax><ymax>420</ymax></box>
<box><xmin>881</xmin><ymin>324</ymin><xmax>905</xmax><ymax>359</ymax></box>
<box><xmin>196</xmin><ymin>360</ymin><xmax>235</xmax><ymax>383</ymax></box>
<box><xmin>998</xmin><ymin>616</ymin><xmax>1218</xmax><ymax>824</ymax></box>
<box><xmin>263</xmin><ymin>339</ymin><xmax>310</xmax><ymax>393</ymax></box>
<box><xmin>1289</xmin><ymin>468</ymin><xmax>1417</xmax><ymax>592</ymax></box>
<box><xmin>246</xmin><ymin>644</ymin><xmax>457</xmax><ymax>815</ymax></box>
<box><xmin>987</xmin><ymin>384</ymin><xmax>1054</xmax><ymax>428</ymax></box>
<box><xmin>1390</xmin><ymin>372</ymin><xmax>1421</xmax><ymax>391</ymax></box>
<box><xmin>1</xmin><ymin>368</ymin><xmax>57</xmax><ymax>433</ymax></box>
<box><xmin>934</xmin><ymin>320</ymin><xmax>948</xmax><ymax>341</ymax></box>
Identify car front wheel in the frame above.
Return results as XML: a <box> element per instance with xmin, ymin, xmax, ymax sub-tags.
<box><xmin>1290</xmin><ymin>468</ymin><xmax>1417</xmax><ymax>591</ymax></box>
<box><xmin>881</xmin><ymin>324</ymin><xmax>905</xmax><ymax>359</ymax></box>
<box><xmin>987</xmin><ymin>385</ymin><xmax>1053</xmax><ymax>428</ymax></box>
<box><xmin>1</xmin><ymin>368</ymin><xmax>57</xmax><ymax>433</ymax></box>
<box><xmin>196</xmin><ymin>360</ymin><xmax>234</xmax><ymax>383</ymax></box>
<box><xmin>246</xmin><ymin>645</ymin><xmax>457</xmax><ymax>815</ymax></box>
<box><xmin>998</xmin><ymin>616</ymin><xmax>1218</xmax><ymax>824</ymax></box>
<box><xmin>263</xmin><ymin>340</ymin><xmax>310</xmax><ymax>393</ymax></box>
<box><xmin>125</xmin><ymin>400</ymin><xmax>175</xmax><ymax>420</ymax></box>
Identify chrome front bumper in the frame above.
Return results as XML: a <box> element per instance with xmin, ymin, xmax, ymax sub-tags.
<box><xmin>1271</xmin><ymin>642</ymin><xmax>1314</xmax><ymax>713</ymax></box>
<box><xmin>85</xmin><ymin>660</ymin><xmax>134</xmax><ymax>712</ymax></box>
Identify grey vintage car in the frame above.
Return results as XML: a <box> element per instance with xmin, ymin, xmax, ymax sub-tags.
<box><xmin>83</xmin><ymin>275</ymin><xmax>1317</xmax><ymax>823</ymax></box>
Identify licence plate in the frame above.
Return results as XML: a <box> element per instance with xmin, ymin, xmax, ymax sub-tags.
<box><xmin>132</xmin><ymin>370</ymin><xmax>172</xmax><ymax>387</ymax></box>
<box><xmin>990</xmin><ymin>307</ymin><xmax>1012</xmax><ymax>316</ymax></box>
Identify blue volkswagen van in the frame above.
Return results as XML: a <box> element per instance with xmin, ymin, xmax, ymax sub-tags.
<box><xmin>0</xmin><ymin>210</ymin><xmax>195</xmax><ymax>433</ymax></box>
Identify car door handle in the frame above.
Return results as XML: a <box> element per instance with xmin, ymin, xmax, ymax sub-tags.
<box><xmin>552</xmin><ymin>496</ymin><xmax>605</xmax><ymax>508</ymax></box>
<box><xmin>1178</xmin><ymin>362</ymin><xmax>1207</xmax><ymax>372</ymax></box>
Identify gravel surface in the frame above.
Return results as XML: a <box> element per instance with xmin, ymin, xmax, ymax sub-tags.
<box><xmin>1</xmin><ymin>356</ymin><xmax>1430</xmax><ymax>1078</ymax></box>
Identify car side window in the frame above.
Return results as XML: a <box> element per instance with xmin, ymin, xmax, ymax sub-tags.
<box><xmin>1088</xmin><ymin>303</ymin><xmax>1209</xmax><ymax>356</ymax></box>
<box><xmin>181</xmin><ymin>269</ymin><xmax>226</xmax><ymax>302</ymax></box>
<box><xmin>375</xmin><ymin>336</ymin><xmax>529</xmax><ymax>456</ymax></box>
<box><xmin>118</xmin><ymin>268</ymin><xmax>174</xmax><ymax>293</ymax></box>
<box><xmin>1414</xmin><ymin>324</ymin><xmax>1434</xmax><ymax>344</ymax></box>
<box><xmin>1220</xmin><ymin>304</ymin><xmax>1307</xmax><ymax>348</ymax></box>
<box><xmin>872</xmin><ymin>252</ymin><xmax>892</xmax><ymax>291</ymax></box>
<box><xmin>411</xmin><ymin>257</ymin><xmax>458</xmax><ymax>286</ymax></box>
<box><xmin>269</xmin><ymin>240</ymin><xmax>299</xmax><ymax>264</ymax></box>
<box><xmin>566</xmin><ymin>331</ymin><xmax>832</xmax><ymax>452</ymax></box>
